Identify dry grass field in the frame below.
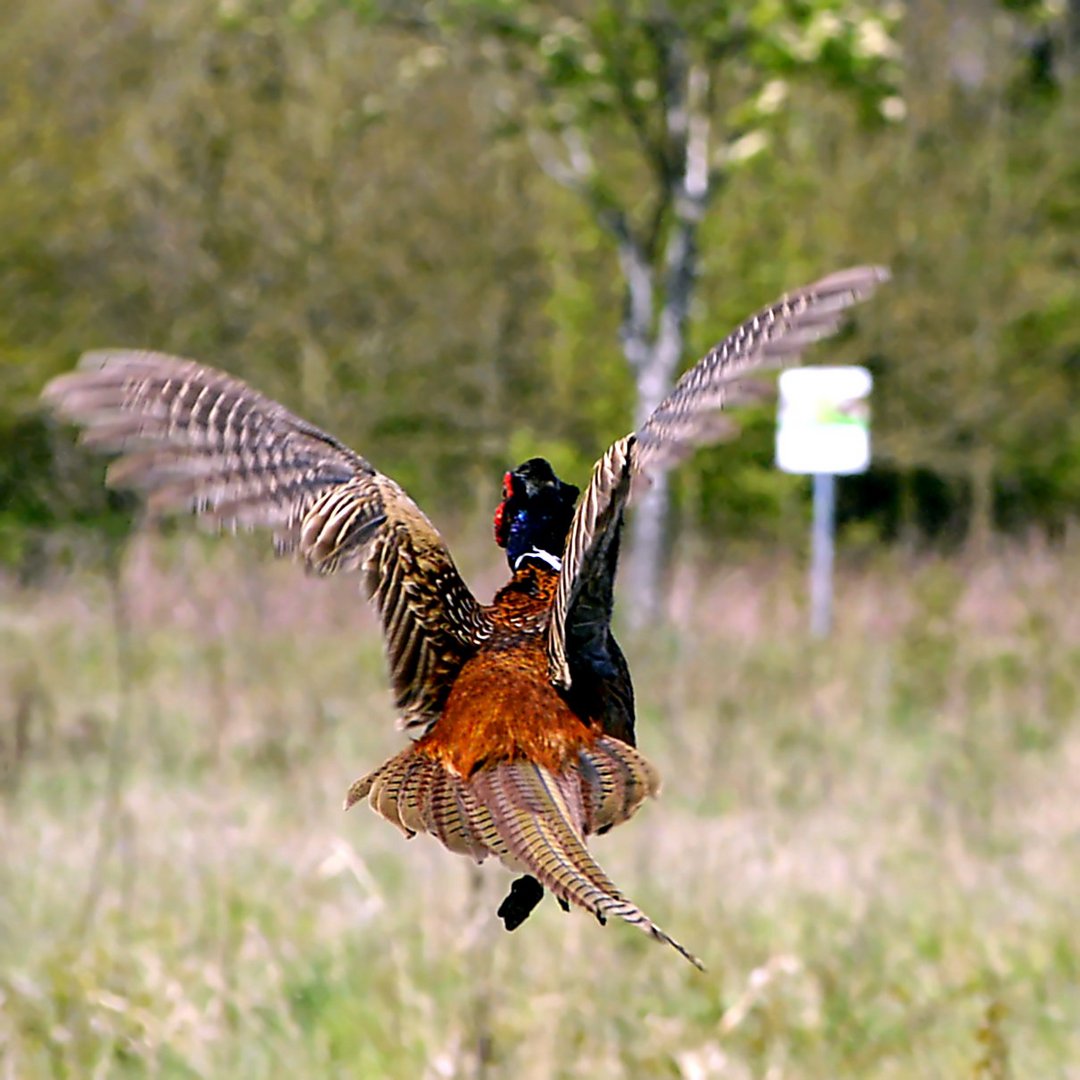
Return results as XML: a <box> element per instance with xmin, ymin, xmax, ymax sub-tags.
<box><xmin>2</xmin><ymin>535</ymin><xmax>1079</xmax><ymax>1078</ymax></box>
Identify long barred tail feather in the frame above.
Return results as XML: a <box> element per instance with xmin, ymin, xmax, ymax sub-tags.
<box><xmin>345</xmin><ymin>748</ymin><xmax>511</xmax><ymax>865</ymax></box>
<box><xmin>347</xmin><ymin>744</ymin><xmax>702</xmax><ymax>968</ymax></box>
<box><xmin>579</xmin><ymin>735</ymin><xmax>660</xmax><ymax>835</ymax></box>
<box><xmin>471</xmin><ymin>759</ymin><xmax>704</xmax><ymax>970</ymax></box>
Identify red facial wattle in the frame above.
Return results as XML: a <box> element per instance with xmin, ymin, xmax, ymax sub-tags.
<box><xmin>493</xmin><ymin>471</ymin><xmax>514</xmax><ymax>547</ymax></box>
<box><xmin>493</xmin><ymin>501</ymin><xmax>508</xmax><ymax>547</ymax></box>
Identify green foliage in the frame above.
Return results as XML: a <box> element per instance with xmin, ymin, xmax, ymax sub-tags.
<box><xmin>0</xmin><ymin>0</ymin><xmax>1077</xmax><ymax>568</ymax></box>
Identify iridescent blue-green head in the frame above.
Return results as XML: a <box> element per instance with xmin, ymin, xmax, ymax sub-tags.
<box><xmin>493</xmin><ymin>458</ymin><xmax>579</xmax><ymax>571</ymax></box>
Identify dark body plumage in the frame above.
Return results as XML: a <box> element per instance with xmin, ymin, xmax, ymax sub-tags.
<box><xmin>43</xmin><ymin>266</ymin><xmax>887</xmax><ymax>969</ymax></box>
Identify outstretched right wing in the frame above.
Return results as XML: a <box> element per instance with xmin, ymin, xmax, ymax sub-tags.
<box><xmin>548</xmin><ymin>266</ymin><xmax>889</xmax><ymax>691</ymax></box>
<box><xmin>43</xmin><ymin>351</ymin><xmax>493</xmax><ymax>729</ymax></box>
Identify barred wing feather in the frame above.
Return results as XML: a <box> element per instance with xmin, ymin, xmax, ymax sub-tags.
<box><xmin>43</xmin><ymin>351</ymin><xmax>492</xmax><ymax>729</ymax></box>
<box><xmin>549</xmin><ymin>266</ymin><xmax>888</xmax><ymax>689</ymax></box>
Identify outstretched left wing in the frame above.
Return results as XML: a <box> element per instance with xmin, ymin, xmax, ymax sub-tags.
<box><xmin>44</xmin><ymin>351</ymin><xmax>493</xmax><ymax>729</ymax></box>
<box><xmin>548</xmin><ymin>266</ymin><xmax>889</xmax><ymax>691</ymax></box>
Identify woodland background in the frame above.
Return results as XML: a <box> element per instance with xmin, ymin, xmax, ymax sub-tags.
<box><xmin>2</xmin><ymin>1</ymin><xmax>1080</xmax><ymax>1078</ymax></box>
<box><xmin>0</xmin><ymin>0</ymin><xmax>1077</xmax><ymax>569</ymax></box>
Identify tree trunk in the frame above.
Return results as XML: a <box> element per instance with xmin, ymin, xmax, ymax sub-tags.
<box><xmin>620</xmin><ymin>223</ymin><xmax>701</xmax><ymax>629</ymax></box>
<box><xmin>621</xmin><ymin>58</ymin><xmax>709</xmax><ymax>630</ymax></box>
<box><xmin>530</xmin><ymin>47</ymin><xmax>710</xmax><ymax>630</ymax></box>
<box><xmin>897</xmin><ymin>468</ymin><xmax>919</xmax><ymax>547</ymax></box>
<box><xmin>624</xmin><ymin>343</ymin><xmax>680</xmax><ymax>629</ymax></box>
<box><xmin>624</xmin><ymin>469</ymin><xmax>670</xmax><ymax>628</ymax></box>
<box><xmin>967</xmin><ymin>446</ymin><xmax>995</xmax><ymax>555</ymax></box>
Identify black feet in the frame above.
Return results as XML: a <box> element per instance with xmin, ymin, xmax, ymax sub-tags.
<box><xmin>497</xmin><ymin>874</ymin><xmax>545</xmax><ymax>931</ymax></box>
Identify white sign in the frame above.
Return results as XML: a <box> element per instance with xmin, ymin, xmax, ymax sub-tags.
<box><xmin>776</xmin><ymin>366</ymin><xmax>872</xmax><ymax>475</ymax></box>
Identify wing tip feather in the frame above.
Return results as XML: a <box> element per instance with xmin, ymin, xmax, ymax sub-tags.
<box><xmin>808</xmin><ymin>263</ymin><xmax>891</xmax><ymax>297</ymax></box>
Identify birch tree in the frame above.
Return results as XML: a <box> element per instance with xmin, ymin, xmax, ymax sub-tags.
<box><xmin>353</xmin><ymin>0</ymin><xmax>901</xmax><ymax>623</ymax></box>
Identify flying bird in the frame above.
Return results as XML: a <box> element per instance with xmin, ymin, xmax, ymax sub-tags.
<box><xmin>43</xmin><ymin>265</ymin><xmax>887</xmax><ymax>969</ymax></box>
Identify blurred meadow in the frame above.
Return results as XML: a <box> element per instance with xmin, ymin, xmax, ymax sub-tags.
<box><xmin>4</xmin><ymin>541</ymin><xmax>1080</xmax><ymax>1077</ymax></box>
<box><xmin>2</xmin><ymin>0</ymin><xmax>1080</xmax><ymax>1077</ymax></box>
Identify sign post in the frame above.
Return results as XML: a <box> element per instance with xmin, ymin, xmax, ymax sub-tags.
<box><xmin>776</xmin><ymin>367</ymin><xmax>872</xmax><ymax>638</ymax></box>
<box><xmin>809</xmin><ymin>472</ymin><xmax>836</xmax><ymax>637</ymax></box>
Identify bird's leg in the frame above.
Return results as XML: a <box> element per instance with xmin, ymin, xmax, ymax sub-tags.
<box><xmin>496</xmin><ymin>874</ymin><xmax>545</xmax><ymax>931</ymax></box>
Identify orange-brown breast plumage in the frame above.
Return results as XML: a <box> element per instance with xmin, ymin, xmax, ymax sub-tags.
<box><xmin>419</xmin><ymin>565</ymin><xmax>599</xmax><ymax>777</ymax></box>
<box><xmin>420</xmin><ymin>640</ymin><xmax>599</xmax><ymax>777</ymax></box>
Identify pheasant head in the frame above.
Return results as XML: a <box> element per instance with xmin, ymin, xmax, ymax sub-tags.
<box><xmin>493</xmin><ymin>458</ymin><xmax>579</xmax><ymax>571</ymax></box>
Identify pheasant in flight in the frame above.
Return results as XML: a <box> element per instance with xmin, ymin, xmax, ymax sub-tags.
<box><xmin>44</xmin><ymin>266</ymin><xmax>887</xmax><ymax>969</ymax></box>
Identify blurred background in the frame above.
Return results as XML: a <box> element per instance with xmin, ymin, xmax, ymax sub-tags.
<box><xmin>1</xmin><ymin>1</ymin><xmax>1078</xmax><ymax>1077</ymax></box>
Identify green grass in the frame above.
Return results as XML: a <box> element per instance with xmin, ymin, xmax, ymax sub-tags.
<box><xmin>2</xmin><ymin>536</ymin><xmax>1079</xmax><ymax>1077</ymax></box>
